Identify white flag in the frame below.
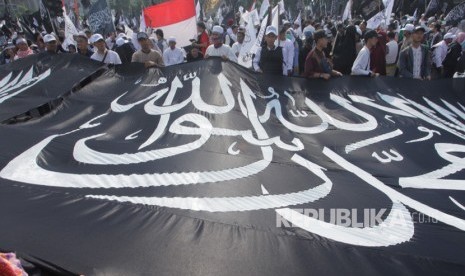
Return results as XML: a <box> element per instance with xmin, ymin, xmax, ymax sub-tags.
<box><xmin>384</xmin><ymin>0</ymin><xmax>394</xmax><ymax>25</ymax></box>
<box><xmin>63</xmin><ymin>8</ymin><xmax>78</xmax><ymax>50</ymax></box>
<box><xmin>342</xmin><ymin>0</ymin><xmax>352</xmax><ymax>21</ymax></box>
<box><xmin>124</xmin><ymin>23</ymin><xmax>134</xmax><ymax>39</ymax></box>
<box><xmin>196</xmin><ymin>0</ymin><xmax>201</xmax><ymax>21</ymax></box>
<box><xmin>216</xmin><ymin>7</ymin><xmax>223</xmax><ymax>24</ymax></box>
<box><xmin>139</xmin><ymin>12</ymin><xmax>146</xmax><ymax>32</ymax></box>
<box><xmin>259</xmin><ymin>0</ymin><xmax>270</xmax><ymax>19</ymax></box>
<box><xmin>271</xmin><ymin>5</ymin><xmax>280</xmax><ymax>46</ymax></box>
<box><xmin>238</xmin><ymin>11</ymin><xmax>258</xmax><ymax>68</ymax></box>
<box><xmin>250</xmin><ymin>14</ymin><xmax>269</xmax><ymax>56</ymax></box>
<box><xmin>367</xmin><ymin>0</ymin><xmax>395</xmax><ymax>29</ymax></box>
<box><xmin>272</xmin><ymin>5</ymin><xmax>279</xmax><ymax>33</ymax></box>
<box><xmin>278</xmin><ymin>0</ymin><xmax>285</xmax><ymax>15</ymax></box>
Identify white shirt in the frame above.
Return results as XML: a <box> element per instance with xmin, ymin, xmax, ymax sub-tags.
<box><xmin>91</xmin><ymin>50</ymin><xmax>122</xmax><ymax>65</ymax></box>
<box><xmin>252</xmin><ymin>46</ymin><xmax>288</xmax><ymax>76</ymax></box>
<box><xmin>412</xmin><ymin>45</ymin><xmax>423</xmax><ymax>79</ymax></box>
<box><xmin>205</xmin><ymin>44</ymin><xmax>238</xmax><ymax>63</ymax></box>
<box><xmin>163</xmin><ymin>47</ymin><xmax>185</xmax><ymax>66</ymax></box>
<box><xmin>231</xmin><ymin>42</ymin><xmax>243</xmax><ymax>58</ymax></box>
<box><xmin>351</xmin><ymin>46</ymin><xmax>371</xmax><ymax>75</ymax></box>
<box><xmin>432</xmin><ymin>40</ymin><xmax>448</xmax><ymax>68</ymax></box>
<box><xmin>278</xmin><ymin>38</ymin><xmax>295</xmax><ymax>71</ymax></box>
<box><xmin>386</xmin><ymin>40</ymin><xmax>399</xmax><ymax>64</ymax></box>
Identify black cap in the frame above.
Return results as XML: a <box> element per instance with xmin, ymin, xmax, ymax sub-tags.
<box><xmin>414</xmin><ymin>26</ymin><xmax>426</xmax><ymax>33</ymax></box>
<box><xmin>364</xmin><ymin>30</ymin><xmax>379</xmax><ymax>40</ymax></box>
<box><xmin>313</xmin><ymin>30</ymin><xmax>328</xmax><ymax>42</ymax></box>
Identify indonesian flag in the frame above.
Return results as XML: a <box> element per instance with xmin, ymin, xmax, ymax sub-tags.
<box><xmin>143</xmin><ymin>0</ymin><xmax>197</xmax><ymax>47</ymax></box>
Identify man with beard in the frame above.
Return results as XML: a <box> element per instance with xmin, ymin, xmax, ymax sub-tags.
<box><xmin>205</xmin><ymin>25</ymin><xmax>237</xmax><ymax>63</ymax></box>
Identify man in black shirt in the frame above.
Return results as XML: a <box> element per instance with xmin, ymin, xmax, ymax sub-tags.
<box><xmin>74</xmin><ymin>31</ymin><xmax>93</xmax><ymax>58</ymax></box>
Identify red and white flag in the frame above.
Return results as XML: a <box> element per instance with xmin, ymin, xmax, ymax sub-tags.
<box><xmin>143</xmin><ymin>0</ymin><xmax>197</xmax><ymax>47</ymax></box>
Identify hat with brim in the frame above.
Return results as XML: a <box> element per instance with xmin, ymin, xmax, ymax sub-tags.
<box><xmin>414</xmin><ymin>26</ymin><xmax>426</xmax><ymax>33</ymax></box>
<box><xmin>444</xmin><ymin>33</ymin><xmax>456</xmax><ymax>40</ymax></box>
<box><xmin>115</xmin><ymin>37</ymin><xmax>128</xmax><ymax>47</ymax></box>
<box><xmin>212</xmin><ymin>25</ymin><xmax>224</xmax><ymax>34</ymax></box>
<box><xmin>265</xmin><ymin>26</ymin><xmax>277</xmax><ymax>36</ymax></box>
<box><xmin>43</xmin><ymin>34</ymin><xmax>57</xmax><ymax>43</ymax></box>
<box><xmin>137</xmin><ymin>32</ymin><xmax>149</xmax><ymax>40</ymax></box>
<box><xmin>401</xmin><ymin>23</ymin><xmax>415</xmax><ymax>32</ymax></box>
<box><xmin>89</xmin><ymin>34</ymin><xmax>104</xmax><ymax>44</ymax></box>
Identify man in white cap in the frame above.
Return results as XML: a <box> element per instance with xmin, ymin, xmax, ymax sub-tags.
<box><xmin>432</xmin><ymin>32</ymin><xmax>456</xmax><ymax>78</ymax></box>
<box><xmin>132</xmin><ymin>32</ymin><xmax>164</xmax><ymax>68</ymax></box>
<box><xmin>205</xmin><ymin>25</ymin><xmax>237</xmax><ymax>63</ymax></box>
<box><xmin>253</xmin><ymin>26</ymin><xmax>288</xmax><ymax>76</ymax></box>
<box><xmin>90</xmin><ymin>34</ymin><xmax>122</xmax><ymax>65</ymax></box>
<box><xmin>43</xmin><ymin>34</ymin><xmax>58</xmax><ymax>55</ymax></box>
<box><xmin>163</xmin><ymin>37</ymin><xmax>184</xmax><ymax>66</ymax></box>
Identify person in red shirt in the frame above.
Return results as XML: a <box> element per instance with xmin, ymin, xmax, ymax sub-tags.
<box><xmin>304</xmin><ymin>30</ymin><xmax>343</xmax><ymax>80</ymax></box>
<box><xmin>192</xmin><ymin>22</ymin><xmax>210</xmax><ymax>56</ymax></box>
<box><xmin>370</xmin><ymin>30</ymin><xmax>388</xmax><ymax>75</ymax></box>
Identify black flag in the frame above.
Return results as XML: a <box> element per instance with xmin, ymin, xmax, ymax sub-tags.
<box><xmin>87</xmin><ymin>0</ymin><xmax>115</xmax><ymax>35</ymax></box>
<box><xmin>425</xmin><ymin>0</ymin><xmax>441</xmax><ymax>17</ymax></box>
<box><xmin>445</xmin><ymin>1</ymin><xmax>465</xmax><ymax>24</ymax></box>
<box><xmin>1</xmin><ymin>56</ymin><xmax>465</xmax><ymax>275</ymax></box>
<box><xmin>353</xmin><ymin>0</ymin><xmax>385</xmax><ymax>20</ymax></box>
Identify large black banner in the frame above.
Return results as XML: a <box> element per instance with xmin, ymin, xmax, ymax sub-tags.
<box><xmin>0</xmin><ymin>53</ymin><xmax>102</xmax><ymax>123</ymax></box>
<box><xmin>1</xmin><ymin>57</ymin><xmax>465</xmax><ymax>275</ymax></box>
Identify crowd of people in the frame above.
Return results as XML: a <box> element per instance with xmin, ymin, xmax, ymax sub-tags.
<box><xmin>1</xmin><ymin>11</ymin><xmax>465</xmax><ymax>81</ymax></box>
